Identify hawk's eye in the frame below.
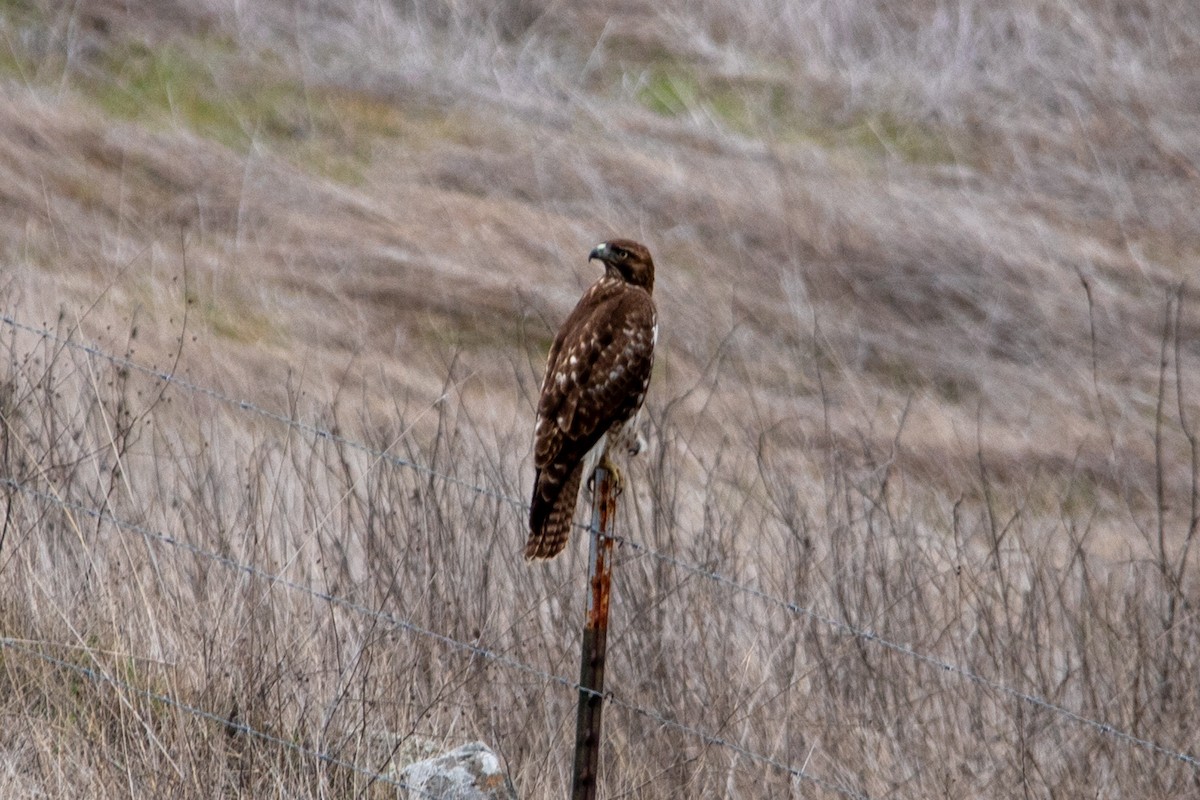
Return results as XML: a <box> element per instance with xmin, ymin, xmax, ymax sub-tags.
<box><xmin>612</xmin><ymin>248</ymin><xmax>628</xmax><ymax>261</ymax></box>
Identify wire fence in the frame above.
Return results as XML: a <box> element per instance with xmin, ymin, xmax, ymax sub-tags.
<box><xmin>0</xmin><ymin>635</ymin><xmax>437</xmax><ymax>797</ymax></box>
<box><xmin>0</xmin><ymin>474</ymin><xmax>871</xmax><ymax>800</ymax></box>
<box><xmin>2</xmin><ymin>310</ymin><xmax>1198</xmax><ymax>793</ymax></box>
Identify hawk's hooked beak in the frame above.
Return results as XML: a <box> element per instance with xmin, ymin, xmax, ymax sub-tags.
<box><xmin>589</xmin><ymin>243</ymin><xmax>608</xmax><ymax>262</ymax></box>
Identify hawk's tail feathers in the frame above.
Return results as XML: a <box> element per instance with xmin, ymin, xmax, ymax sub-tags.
<box><xmin>526</xmin><ymin>462</ymin><xmax>584</xmax><ymax>560</ymax></box>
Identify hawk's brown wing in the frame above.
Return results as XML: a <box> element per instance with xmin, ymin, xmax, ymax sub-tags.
<box><xmin>526</xmin><ymin>282</ymin><xmax>655</xmax><ymax>559</ymax></box>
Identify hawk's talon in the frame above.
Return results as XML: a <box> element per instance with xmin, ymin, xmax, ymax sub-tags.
<box><xmin>599</xmin><ymin>455</ymin><xmax>625</xmax><ymax>498</ymax></box>
<box><xmin>586</xmin><ymin>456</ymin><xmax>625</xmax><ymax>499</ymax></box>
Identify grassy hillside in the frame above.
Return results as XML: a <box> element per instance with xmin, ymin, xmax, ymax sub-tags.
<box><xmin>2</xmin><ymin>1</ymin><xmax>1199</xmax><ymax>797</ymax></box>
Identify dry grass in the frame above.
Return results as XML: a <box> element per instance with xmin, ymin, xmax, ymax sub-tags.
<box><xmin>2</xmin><ymin>0</ymin><xmax>1199</xmax><ymax>797</ymax></box>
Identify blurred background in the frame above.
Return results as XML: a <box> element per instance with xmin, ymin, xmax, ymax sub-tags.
<box><xmin>1</xmin><ymin>1</ymin><xmax>1198</xmax><ymax>797</ymax></box>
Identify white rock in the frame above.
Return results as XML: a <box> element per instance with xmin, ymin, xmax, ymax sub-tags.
<box><xmin>399</xmin><ymin>741</ymin><xmax>517</xmax><ymax>800</ymax></box>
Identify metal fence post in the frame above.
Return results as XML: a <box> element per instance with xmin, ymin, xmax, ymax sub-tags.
<box><xmin>570</xmin><ymin>465</ymin><xmax>617</xmax><ymax>800</ymax></box>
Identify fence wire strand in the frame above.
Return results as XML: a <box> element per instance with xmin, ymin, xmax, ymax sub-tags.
<box><xmin>0</xmin><ymin>636</ymin><xmax>441</xmax><ymax>797</ymax></box>
<box><xmin>0</xmin><ymin>475</ymin><xmax>871</xmax><ymax>800</ymax></box>
<box><xmin>0</xmin><ymin>312</ymin><xmax>521</xmax><ymax>511</ymax></box>
<box><xmin>610</xmin><ymin>536</ymin><xmax>1200</xmax><ymax>772</ymax></box>
<box><xmin>3</xmin><ymin>311</ymin><xmax>1198</xmax><ymax>782</ymax></box>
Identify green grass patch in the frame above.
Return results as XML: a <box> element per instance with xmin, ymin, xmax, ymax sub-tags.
<box><xmin>638</xmin><ymin>69</ymin><xmax>703</xmax><ymax>118</ymax></box>
<box><xmin>0</xmin><ymin>1</ymin><xmax>59</xmax><ymax>81</ymax></box>
<box><xmin>79</xmin><ymin>38</ymin><xmax>424</xmax><ymax>184</ymax></box>
<box><xmin>0</xmin><ymin>0</ymin><xmax>37</xmax><ymax>14</ymax></box>
<box><xmin>0</xmin><ymin>14</ymin><xmax>527</xmax><ymax>187</ymax></box>
<box><xmin>636</xmin><ymin>66</ymin><xmax>779</xmax><ymax>135</ymax></box>
<box><xmin>633</xmin><ymin>61</ymin><xmax>957</xmax><ymax>165</ymax></box>
<box><xmin>838</xmin><ymin>110</ymin><xmax>957</xmax><ymax>165</ymax></box>
<box><xmin>98</xmin><ymin>42</ymin><xmax>475</xmax><ymax>184</ymax></box>
<box><xmin>89</xmin><ymin>39</ymin><xmax>303</xmax><ymax>152</ymax></box>
<box><xmin>0</xmin><ymin>35</ymin><xmax>30</xmax><ymax>81</ymax></box>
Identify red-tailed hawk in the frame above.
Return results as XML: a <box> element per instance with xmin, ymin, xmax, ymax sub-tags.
<box><xmin>526</xmin><ymin>239</ymin><xmax>657</xmax><ymax>560</ymax></box>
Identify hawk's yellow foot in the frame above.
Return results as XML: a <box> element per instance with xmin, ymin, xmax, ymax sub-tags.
<box><xmin>587</xmin><ymin>455</ymin><xmax>624</xmax><ymax>498</ymax></box>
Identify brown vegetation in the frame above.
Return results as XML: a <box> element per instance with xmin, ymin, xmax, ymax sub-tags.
<box><xmin>1</xmin><ymin>0</ymin><xmax>1199</xmax><ymax>797</ymax></box>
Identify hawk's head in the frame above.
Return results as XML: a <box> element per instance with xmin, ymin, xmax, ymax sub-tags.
<box><xmin>590</xmin><ymin>239</ymin><xmax>654</xmax><ymax>294</ymax></box>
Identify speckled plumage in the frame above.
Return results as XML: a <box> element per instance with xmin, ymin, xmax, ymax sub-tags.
<box><xmin>526</xmin><ymin>239</ymin><xmax>657</xmax><ymax>560</ymax></box>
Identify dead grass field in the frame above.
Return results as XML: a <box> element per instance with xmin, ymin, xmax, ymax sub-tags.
<box><xmin>1</xmin><ymin>1</ymin><xmax>1199</xmax><ymax>797</ymax></box>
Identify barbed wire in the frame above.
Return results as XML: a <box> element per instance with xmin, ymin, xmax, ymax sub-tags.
<box><xmin>611</xmin><ymin>536</ymin><xmax>1200</xmax><ymax>772</ymax></box>
<box><xmin>0</xmin><ymin>312</ymin><xmax>524</xmax><ymax>513</ymax></box>
<box><xmin>0</xmin><ymin>475</ymin><xmax>872</xmax><ymax>799</ymax></box>
<box><xmin>0</xmin><ymin>476</ymin><xmax>577</xmax><ymax>695</ymax></box>
<box><xmin>3</xmin><ymin>311</ymin><xmax>1198</xmax><ymax>777</ymax></box>
<box><xmin>0</xmin><ymin>635</ymin><xmax>433</xmax><ymax>797</ymax></box>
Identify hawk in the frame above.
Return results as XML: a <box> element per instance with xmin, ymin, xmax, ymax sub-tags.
<box><xmin>526</xmin><ymin>239</ymin><xmax>657</xmax><ymax>560</ymax></box>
